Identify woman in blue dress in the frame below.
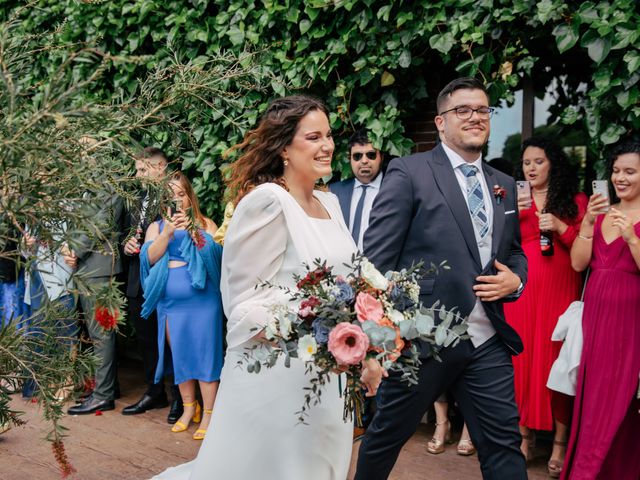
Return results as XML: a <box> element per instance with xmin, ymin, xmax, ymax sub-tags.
<box><xmin>140</xmin><ymin>172</ymin><xmax>223</xmax><ymax>440</ymax></box>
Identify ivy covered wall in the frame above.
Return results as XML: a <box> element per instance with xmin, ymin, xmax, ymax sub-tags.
<box><xmin>2</xmin><ymin>0</ymin><xmax>638</xmax><ymax>219</ymax></box>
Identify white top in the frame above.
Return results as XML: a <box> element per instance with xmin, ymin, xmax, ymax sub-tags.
<box><xmin>24</xmin><ymin>246</ymin><xmax>74</xmax><ymax>305</ymax></box>
<box><xmin>348</xmin><ymin>172</ymin><xmax>383</xmax><ymax>251</ymax></box>
<box><xmin>442</xmin><ymin>142</ymin><xmax>496</xmax><ymax>347</ymax></box>
<box><xmin>152</xmin><ymin>183</ymin><xmax>356</xmax><ymax>480</ymax></box>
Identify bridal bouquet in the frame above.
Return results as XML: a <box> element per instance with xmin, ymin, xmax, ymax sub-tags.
<box><xmin>241</xmin><ymin>254</ymin><xmax>468</xmax><ymax>422</ymax></box>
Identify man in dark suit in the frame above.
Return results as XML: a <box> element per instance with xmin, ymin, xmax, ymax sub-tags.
<box><xmin>355</xmin><ymin>77</ymin><xmax>528</xmax><ymax>479</ymax></box>
<box><xmin>65</xmin><ymin>189</ymin><xmax>125</xmax><ymax>414</ymax></box>
<box><xmin>329</xmin><ymin>129</ymin><xmax>384</xmax><ymax>250</ymax></box>
<box><xmin>120</xmin><ymin>147</ymin><xmax>183</xmax><ymax>422</ymax></box>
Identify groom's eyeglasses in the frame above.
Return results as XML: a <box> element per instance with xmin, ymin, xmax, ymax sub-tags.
<box><xmin>439</xmin><ymin>106</ymin><xmax>495</xmax><ymax>120</ymax></box>
<box><xmin>352</xmin><ymin>151</ymin><xmax>377</xmax><ymax>161</ymax></box>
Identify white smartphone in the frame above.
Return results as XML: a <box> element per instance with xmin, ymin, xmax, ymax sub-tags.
<box><xmin>516</xmin><ymin>180</ymin><xmax>531</xmax><ymax>208</ymax></box>
<box><xmin>592</xmin><ymin>180</ymin><xmax>610</xmax><ymax>212</ymax></box>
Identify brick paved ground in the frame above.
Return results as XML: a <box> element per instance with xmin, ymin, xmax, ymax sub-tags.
<box><xmin>1</xmin><ymin>361</ymin><xmax>549</xmax><ymax>480</ymax></box>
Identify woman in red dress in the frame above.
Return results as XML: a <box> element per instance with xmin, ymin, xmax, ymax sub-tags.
<box><xmin>504</xmin><ymin>137</ymin><xmax>587</xmax><ymax>477</ymax></box>
<box><xmin>564</xmin><ymin>141</ymin><xmax>640</xmax><ymax>479</ymax></box>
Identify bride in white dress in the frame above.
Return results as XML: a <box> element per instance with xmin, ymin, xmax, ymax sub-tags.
<box><xmin>152</xmin><ymin>95</ymin><xmax>384</xmax><ymax>480</ymax></box>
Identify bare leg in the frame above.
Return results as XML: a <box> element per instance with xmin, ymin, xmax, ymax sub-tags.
<box><xmin>197</xmin><ymin>380</ymin><xmax>219</xmax><ymax>432</ymax></box>
<box><xmin>427</xmin><ymin>401</ymin><xmax>451</xmax><ymax>454</ymax></box>
<box><xmin>548</xmin><ymin>420</ymin><xmax>568</xmax><ymax>477</ymax></box>
<box><xmin>457</xmin><ymin>423</ymin><xmax>476</xmax><ymax>455</ymax></box>
<box><xmin>174</xmin><ymin>380</ymin><xmax>197</xmax><ymax>426</ymax></box>
<box><xmin>519</xmin><ymin>425</ymin><xmax>533</xmax><ymax>461</ymax></box>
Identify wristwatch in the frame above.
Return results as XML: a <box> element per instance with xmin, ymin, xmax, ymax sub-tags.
<box><xmin>514</xmin><ymin>281</ymin><xmax>524</xmax><ymax>296</ymax></box>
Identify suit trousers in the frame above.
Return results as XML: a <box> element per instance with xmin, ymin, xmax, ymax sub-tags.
<box><xmin>127</xmin><ymin>294</ymin><xmax>165</xmax><ymax>397</ymax></box>
<box><xmin>355</xmin><ymin>335</ymin><xmax>527</xmax><ymax>480</ymax></box>
<box><xmin>79</xmin><ymin>278</ymin><xmax>116</xmax><ymax>402</ymax></box>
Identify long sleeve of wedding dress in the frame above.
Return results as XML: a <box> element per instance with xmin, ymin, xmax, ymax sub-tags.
<box><xmin>220</xmin><ymin>187</ymin><xmax>288</xmax><ymax>349</ymax></box>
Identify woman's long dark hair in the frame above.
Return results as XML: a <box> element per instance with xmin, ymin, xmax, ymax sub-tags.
<box><xmin>225</xmin><ymin>95</ymin><xmax>329</xmax><ymax>205</ymax></box>
<box><xmin>519</xmin><ymin>136</ymin><xmax>579</xmax><ymax>220</ymax></box>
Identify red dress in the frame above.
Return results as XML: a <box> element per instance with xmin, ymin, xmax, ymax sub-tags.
<box><xmin>562</xmin><ymin>217</ymin><xmax>640</xmax><ymax>479</ymax></box>
<box><xmin>504</xmin><ymin>193</ymin><xmax>587</xmax><ymax>430</ymax></box>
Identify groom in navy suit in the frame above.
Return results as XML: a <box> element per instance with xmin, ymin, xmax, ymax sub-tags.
<box><xmin>329</xmin><ymin>129</ymin><xmax>384</xmax><ymax>251</ymax></box>
<box><xmin>355</xmin><ymin>78</ymin><xmax>528</xmax><ymax>479</ymax></box>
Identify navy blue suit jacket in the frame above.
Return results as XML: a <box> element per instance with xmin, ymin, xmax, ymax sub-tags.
<box><xmin>329</xmin><ymin>178</ymin><xmax>356</xmax><ymax>226</ymax></box>
<box><xmin>363</xmin><ymin>144</ymin><xmax>527</xmax><ymax>356</ymax></box>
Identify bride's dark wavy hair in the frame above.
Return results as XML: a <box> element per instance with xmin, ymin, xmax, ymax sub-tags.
<box><xmin>225</xmin><ymin>95</ymin><xmax>329</xmax><ymax>205</ymax></box>
<box><xmin>517</xmin><ymin>136</ymin><xmax>579</xmax><ymax>220</ymax></box>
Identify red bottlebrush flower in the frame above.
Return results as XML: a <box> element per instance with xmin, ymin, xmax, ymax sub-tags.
<box><xmin>94</xmin><ymin>306</ymin><xmax>119</xmax><ymax>331</ymax></box>
<box><xmin>51</xmin><ymin>440</ymin><xmax>76</xmax><ymax>478</ymax></box>
<box><xmin>83</xmin><ymin>376</ymin><xmax>96</xmax><ymax>394</ymax></box>
<box><xmin>192</xmin><ymin>228</ymin><xmax>206</xmax><ymax>250</ymax></box>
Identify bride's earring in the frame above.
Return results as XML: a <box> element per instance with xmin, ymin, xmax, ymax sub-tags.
<box><xmin>283</xmin><ymin>157</ymin><xmax>289</xmax><ymax>167</ymax></box>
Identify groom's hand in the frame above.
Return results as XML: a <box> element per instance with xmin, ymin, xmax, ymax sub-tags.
<box><xmin>473</xmin><ymin>260</ymin><xmax>521</xmax><ymax>302</ymax></box>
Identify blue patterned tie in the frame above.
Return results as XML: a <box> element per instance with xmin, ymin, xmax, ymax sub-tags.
<box><xmin>351</xmin><ymin>184</ymin><xmax>369</xmax><ymax>243</ymax></box>
<box><xmin>459</xmin><ymin>164</ymin><xmax>489</xmax><ymax>238</ymax></box>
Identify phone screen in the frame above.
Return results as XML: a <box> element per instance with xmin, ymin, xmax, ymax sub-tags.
<box><xmin>168</xmin><ymin>199</ymin><xmax>182</xmax><ymax>217</ymax></box>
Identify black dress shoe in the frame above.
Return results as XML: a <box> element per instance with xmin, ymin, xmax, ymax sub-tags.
<box><xmin>122</xmin><ymin>393</ymin><xmax>169</xmax><ymax>415</ymax></box>
<box><xmin>67</xmin><ymin>395</ymin><xmax>115</xmax><ymax>415</ymax></box>
<box><xmin>167</xmin><ymin>399</ymin><xmax>184</xmax><ymax>424</ymax></box>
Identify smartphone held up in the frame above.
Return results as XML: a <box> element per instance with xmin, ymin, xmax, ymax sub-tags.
<box><xmin>592</xmin><ymin>180</ymin><xmax>611</xmax><ymax>214</ymax></box>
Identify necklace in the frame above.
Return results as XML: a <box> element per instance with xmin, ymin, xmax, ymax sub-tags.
<box><xmin>533</xmin><ymin>189</ymin><xmax>548</xmax><ymax>194</ymax></box>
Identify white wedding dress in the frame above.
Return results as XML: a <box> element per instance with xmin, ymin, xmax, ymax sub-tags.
<box><xmin>152</xmin><ymin>183</ymin><xmax>356</xmax><ymax>480</ymax></box>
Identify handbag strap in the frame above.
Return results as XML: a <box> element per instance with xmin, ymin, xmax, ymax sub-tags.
<box><xmin>580</xmin><ymin>268</ymin><xmax>590</xmax><ymax>302</ymax></box>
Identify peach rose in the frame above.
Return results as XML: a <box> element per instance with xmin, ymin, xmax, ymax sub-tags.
<box><xmin>327</xmin><ymin>323</ymin><xmax>370</xmax><ymax>366</ymax></box>
<box><xmin>377</xmin><ymin>318</ymin><xmax>405</xmax><ymax>362</ymax></box>
<box><xmin>355</xmin><ymin>292</ymin><xmax>384</xmax><ymax>323</ymax></box>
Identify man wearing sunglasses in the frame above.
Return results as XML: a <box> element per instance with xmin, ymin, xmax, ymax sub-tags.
<box><xmin>330</xmin><ymin>129</ymin><xmax>384</xmax><ymax>251</ymax></box>
<box><xmin>355</xmin><ymin>77</ymin><xmax>528</xmax><ymax>480</ymax></box>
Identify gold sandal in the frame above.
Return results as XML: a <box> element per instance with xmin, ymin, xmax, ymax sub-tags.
<box><xmin>193</xmin><ymin>408</ymin><xmax>213</xmax><ymax>440</ymax></box>
<box><xmin>171</xmin><ymin>401</ymin><xmax>201</xmax><ymax>433</ymax></box>
<box><xmin>427</xmin><ymin>419</ymin><xmax>452</xmax><ymax>454</ymax></box>
<box><xmin>456</xmin><ymin>438</ymin><xmax>476</xmax><ymax>456</ymax></box>
<box><xmin>547</xmin><ymin>440</ymin><xmax>567</xmax><ymax>478</ymax></box>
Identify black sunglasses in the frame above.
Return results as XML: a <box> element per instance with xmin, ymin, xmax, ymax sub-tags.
<box><xmin>352</xmin><ymin>151</ymin><xmax>377</xmax><ymax>161</ymax></box>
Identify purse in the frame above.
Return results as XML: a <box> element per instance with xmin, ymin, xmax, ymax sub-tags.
<box><xmin>546</xmin><ymin>270</ymin><xmax>589</xmax><ymax>396</ymax></box>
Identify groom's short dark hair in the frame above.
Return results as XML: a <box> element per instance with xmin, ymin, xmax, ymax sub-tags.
<box><xmin>436</xmin><ymin>77</ymin><xmax>488</xmax><ymax>113</ymax></box>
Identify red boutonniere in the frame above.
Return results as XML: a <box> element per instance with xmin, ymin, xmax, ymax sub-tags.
<box><xmin>493</xmin><ymin>185</ymin><xmax>506</xmax><ymax>204</ymax></box>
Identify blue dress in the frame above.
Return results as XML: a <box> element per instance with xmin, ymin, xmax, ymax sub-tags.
<box><xmin>153</xmin><ymin>225</ymin><xmax>224</xmax><ymax>385</ymax></box>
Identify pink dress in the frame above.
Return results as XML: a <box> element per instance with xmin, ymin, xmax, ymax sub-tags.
<box><xmin>562</xmin><ymin>216</ymin><xmax>640</xmax><ymax>479</ymax></box>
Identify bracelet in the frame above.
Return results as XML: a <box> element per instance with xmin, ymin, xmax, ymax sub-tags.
<box><xmin>578</xmin><ymin>234</ymin><xmax>593</xmax><ymax>241</ymax></box>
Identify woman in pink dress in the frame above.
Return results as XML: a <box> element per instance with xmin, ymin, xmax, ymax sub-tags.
<box><xmin>504</xmin><ymin>137</ymin><xmax>587</xmax><ymax>476</ymax></box>
<box><xmin>565</xmin><ymin>140</ymin><xmax>640</xmax><ymax>479</ymax></box>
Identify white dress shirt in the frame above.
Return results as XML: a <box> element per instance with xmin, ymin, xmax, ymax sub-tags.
<box><xmin>441</xmin><ymin>142</ymin><xmax>496</xmax><ymax>347</ymax></box>
<box><xmin>348</xmin><ymin>172</ymin><xmax>383</xmax><ymax>251</ymax></box>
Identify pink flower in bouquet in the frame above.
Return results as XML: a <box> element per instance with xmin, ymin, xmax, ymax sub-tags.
<box><xmin>328</xmin><ymin>322</ymin><xmax>370</xmax><ymax>366</ymax></box>
<box><xmin>355</xmin><ymin>292</ymin><xmax>384</xmax><ymax>323</ymax></box>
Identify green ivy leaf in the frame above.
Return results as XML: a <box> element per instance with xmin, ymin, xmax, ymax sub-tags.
<box><xmin>552</xmin><ymin>24</ymin><xmax>579</xmax><ymax>53</ymax></box>
<box><xmin>585</xmin><ymin>36</ymin><xmax>611</xmax><ymax>64</ymax></box>
<box><xmin>429</xmin><ymin>32</ymin><xmax>454</xmax><ymax>54</ymax></box>
<box><xmin>381</xmin><ymin>71</ymin><xmax>395</xmax><ymax>87</ymax></box>
<box><xmin>398</xmin><ymin>49</ymin><xmax>412</xmax><ymax>68</ymax></box>
<box><xmin>299</xmin><ymin>19</ymin><xmax>311</xmax><ymax>35</ymax></box>
<box><xmin>600</xmin><ymin>123</ymin><xmax>626</xmax><ymax>145</ymax></box>
<box><xmin>352</xmin><ymin>58</ymin><xmax>366</xmax><ymax>71</ymax></box>
<box><xmin>623</xmin><ymin>50</ymin><xmax>640</xmax><ymax>74</ymax></box>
